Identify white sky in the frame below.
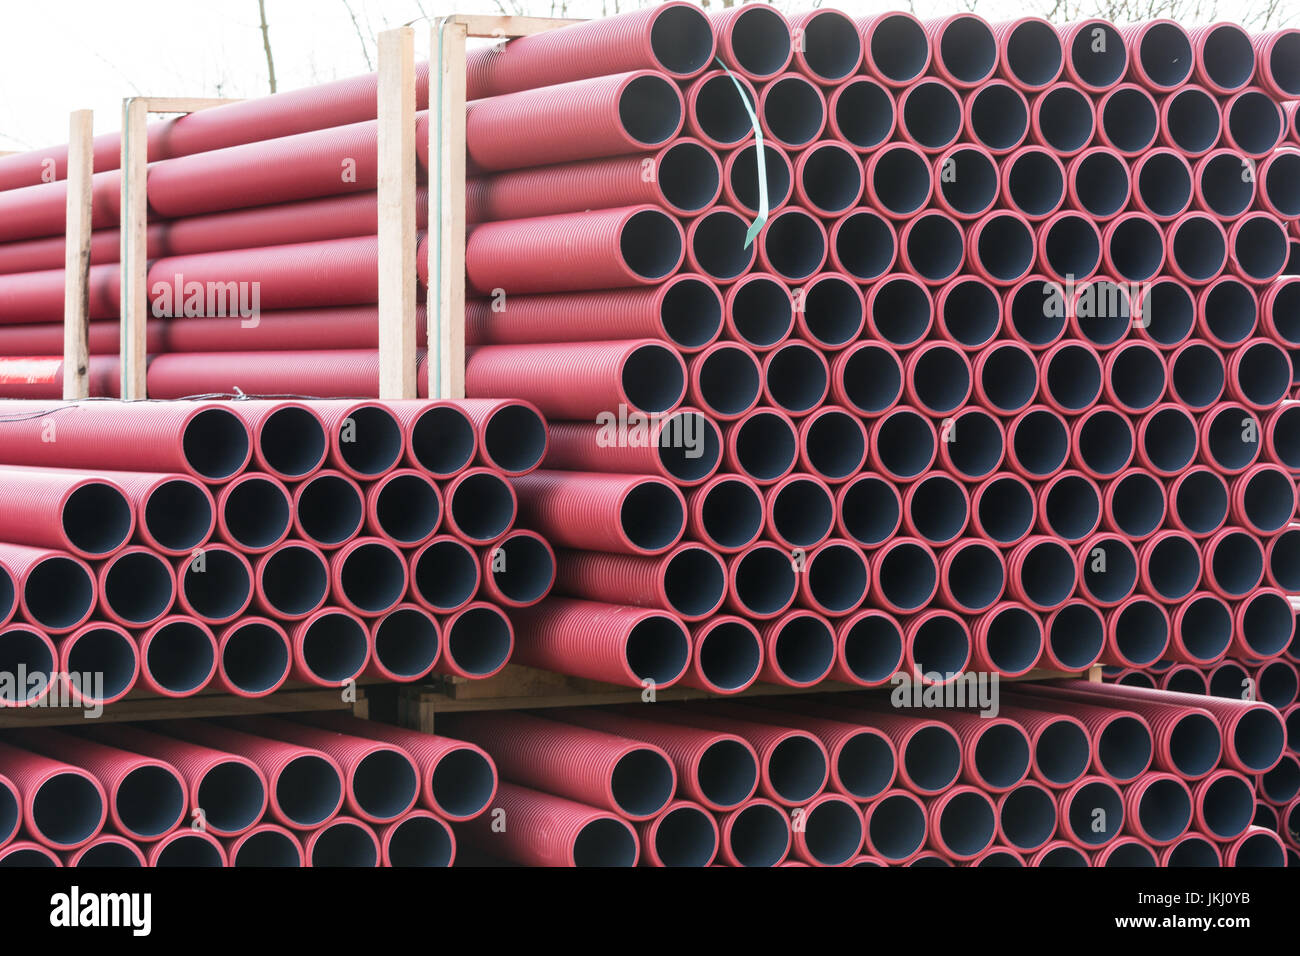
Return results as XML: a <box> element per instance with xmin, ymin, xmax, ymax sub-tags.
<box><xmin>0</xmin><ymin>0</ymin><xmax>1287</xmax><ymax>153</ymax></box>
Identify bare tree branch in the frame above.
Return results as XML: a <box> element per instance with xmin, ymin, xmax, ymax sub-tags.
<box><xmin>257</xmin><ymin>0</ymin><xmax>277</xmax><ymax>94</ymax></box>
<box><xmin>341</xmin><ymin>0</ymin><xmax>373</xmax><ymax>70</ymax></box>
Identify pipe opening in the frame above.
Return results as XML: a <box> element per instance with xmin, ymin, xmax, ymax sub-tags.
<box><xmin>803</xmin><ymin>797</ymin><xmax>865</xmax><ymax>865</ymax></box>
<box><xmin>478</xmin><ymin>405</ymin><xmax>546</xmax><ymax>477</ymax></box>
<box><xmin>196</xmin><ymin>762</ymin><xmax>265</xmax><ymax>835</ymax></box>
<box><xmin>1172</xmin><ymin>215</ymin><xmax>1226</xmax><ymax>281</ymax></box>
<box><xmin>1169</xmin><ymin>343</ymin><xmax>1224</xmax><ymax>409</ymax></box>
<box><xmin>1199</xmin><ymin>152</ymin><xmax>1254</xmax><ymax>218</ymax></box>
<box><xmin>62</xmin><ymin>483</ymin><xmax>132</xmax><ymax>557</ymax></box>
<box><xmin>838</xmin><ymin>477</ymin><xmax>900</xmax><ymax>548</ymax></box>
<box><xmin>1206</xmin><ymin>406</ymin><xmax>1260</xmax><ymax>471</ymax></box>
<box><xmin>1143</xmin><ymin>407</ymin><xmax>1198</xmax><ymax>473</ymax></box>
<box><xmin>840</xmin><ymin>613</ymin><xmax>904</xmax><ymax>684</ymax></box>
<box><xmin>1004</xmin><ymin>20</ymin><xmax>1061</xmax><ymax>86</ymax></box>
<box><xmin>1209</xmin><ymin>661</ymin><xmax>1250</xmax><ymax>698</ymax></box>
<box><xmin>353</xmin><ymin>748</ymin><xmax>419</xmax><ymax>821</ymax></box>
<box><xmin>1261</xmin><ymin>756</ymin><xmax>1300</xmax><ymax>804</ymax></box>
<box><xmin>74</xmin><ymin>841</ymin><xmax>143</xmax><ymax>867</ymax></box>
<box><xmin>431</xmin><ymin>748</ymin><xmax>496</xmax><ymax>818</ymax></box>
<box><xmin>373</xmin><ymin>607</ymin><xmax>440</xmax><ymax>678</ymax></box>
<box><xmin>903</xmin><ymin>725</ymin><xmax>961</xmax><ymax>792</ymax></box>
<box><xmin>1166</xmin><ymin>835</ymin><xmax>1220</xmax><ymax>866</ymax></box>
<box><xmin>833</xmin><ymin>211</ymin><xmax>894</xmax><ymax>280</ymax></box>
<box><xmin>446</xmin><ymin>605</ymin><xmax>512</xmax><ymax>677</ymax></box>
<box><xmin>972</xmin><ymin>725</ymin><xmax>1030</xmax><ymax>790</ymax></box>
<box><xmin>725</xmin><ymin>5</ymin><xmax>791</xmax><ymax>79</ymax></box>
<box><xmin>833</xmin><ymin>79</ymin><xmax>893</xmax><ymax>149</ymax></box>
<box><xmin>1166</xmin><ymin>87</ymin><xmax>1222</xmax><ymax>155</ymax></box>
<box><xmin>947</xmin><ymin>543</ymin><xmax>1004</xmax><ymax>612</ymax></box>
<box><xmin>1108</xmin><ymin>216</ymin><xmax>1164</xmax><ymax>282</ymax></box>
<box><xmin>1146</xmin><ymin>534</ymin><xmax>1200</xmax><ymax>602</ymax></box>
<box><xmin>30</xmin><ymin>773</ymin><xmax>103</xmax><ymax>849</ymax></box>
<box><xmin>762</xmin><ymin>76</ymin><xmax>824</xmax><ymax>148</ymax></box>
<box><xmin>296</xmin><ymin>474</ymin><xmax>363</xmax><ymax>546</ymax></box>
<box><xmin>1269</xmin><ymin>528</ymin><xmax>1300</xmax><ymax>591</ymax></box>
<box><xmin>728</xmin><ymin>801</ymin><xmax>789</xmax><ymax>866</ymax></box>
<box><xmin>1102</xmin><ymin>88</ymin><xmax>1158</xmax><ymax>153</ymax></box>
<box><xmin>371</xmin><ymin>474</ymin><xmax>440</xmax><ymax>545</ymax></box>
<box><xmin>869</xmin><ymin>792</ymin><xmax>926</xmax><ymax>861</ymax></box>
<box><xmin>870</xmin><ymin>15</ymin><xmax>928</xmax><ymax>83</ymax></box>
<box><xmin>310</xmin><ymin>821</ymin><xmax>378</xmax><ymax>867</ymax></box>
<box><xmin>1263</xmin><ymin>152</ymin><xmax>1300</xmax><ymax>218</ymax></box>
<box><xmin>1227</xmin><ymin>90</ymin><xmax>1282</xmax><ymax>156</ymax></box>
<box><xmin>771</xmin><ymin>614</ymin><xmax>836</xmax><ymax>683</ymax></box>
<box><xmin>1070</xmin><ymin>24</ymin><xmax>1125</xmax><ymax>88</ymax></box>
<box><xmin>103</xmin><ymin>551</ymin><xmax>173</xmax><ymax>625</ymax></box>
<box><xmin>1243</xmin><ymin>468</ymin><xmax>1294</xmax><ymax>533</ymax></box>
<box><xmin>1165</xmin><ymin>668</ymin><xmax>1209</xmax><ymax>694</ymax></box>
<box><xmin>1001</xmin><ymin>784</ymin><xmax>1058</xmax><ymax>850</ymax></box>
<box><xmin>762</xmin><ymin>211</ymin><xmax>825</xmax><ymax>282</ymax></box>
<box><xmin>1044</xmin><ymin>215</ymin><xmax>1101</xmax><ymax>280</ymax></box>
<box><xmin>938</xmin><ymin>16</ymin><xmax>995</xmax><ymax>84</ymax></box>
<box><xmin>1109</xmin><ymin>470</ymin><xmax>1165</xmax><ymax>538</ymax></box>
<box><xmin>1037</xmin><ymin>86</ymin><xmax>1093</xmax><ymax>153</ymax></box>
<box><xmin>257</xmin><ymin>406</ymin><xmax>326</xmax><ymax>478</ymax></box>
<box><xmin>297</xmin><ymin>612</ymin><xmax>369</xmax><ymax>685</ymax></box>
<box><xmin>448</xmin><ymin>472</ymin><xmax>515</xmax><ymax>543</ymax></box>
<box><xmin>691</xmin><ymin>209</ymin><xmax>755</xmax><ymax>281</ymax></box>
<box><xmin>766</xmin><ymin>735</ymin><xmax>830</xmax><ymax>806</ymax></box>
<box><xmin>181</xmin><ymin>548</ymin><xmax>250</xmax><ymax>622</ymax></box>
<box><xmin>911</xmin><ymin>345</ymin><xmax>970</xmax><ymax>416</ymax></box>
<box><xmin>1241</xmin><ymin>591</ymin><xmax>1294</xmax><ymax>658</ymax></box>
<box><xmin>1114</xmin><ymin>599</ymin><xmax>1169</xmax><ymax>667</ymax></box>
<box><xmin>808</xmin><ymin>544</ymin><xmax>869</xmax><ymax>614</ymax></box>
<box><xmin>1045</xmin><ymin>474</ymin><xmax>1100</xmax><ymax>541</ymax></box>
<box><xmin>1211</xmin><ymin>531</ymin><xmax>1265</xmax><ymax>600</ymax></box>
<box><xmin>1139</xmin><ymin>23</ymin><xmax>1193</xmax><ymax>86</ymax></box>
<box><xmin>803</xmin><ymin>411</ymin><xmax>866</xmax><ymax>481</ymax></box>
<box><xmin>911</xmin><ymin>614</ymin><xmax>970</xmax><ymax>678</ymax></box>
<box><xmin>770</xmin><ymin>478</ymin><xmax>833</xmax><ymax>548</ymax></box>
<box><xmin>66</xmin><ymin>625</ymin><xmax>136</xmax><ymax>702</ymax></box>
<box><xmin>944</xmin><ymin>409</ymin><xmax>1001</xmax><ymax>479</ymax></box>
<box><xmin>1137</xmin><ymin>279</ymin><xmax>1194</xmax><ymax>347</ymax></box>
<box><xmin>691</xmin><ymin>72</ymin><xmax>754</xmax><ymax>147</ymax></box>
<box><xmin>908</xmin><ymin>474</ymin><xmax>968</xmax><ymax>544</ymax></box>
<box><xmin>699</xmin><ymin>739</ymin><xmax>759</xmax><ymax>809</ymax></box>
<box><xmin>799</xmin><ymin>144</ymin><xmax>862</xmax><ymax>215</ymax></box>
<box><xmin>697</xmin><ymin>478</ymin><xmax>763</xmax><ymax>551</ymax></box>
<box><xmin>618</xmin><ymin>75</ymin><xmax>683</xmax><ymax>147</ymax></box>
<box><xmin>260</xmin><ymin>545</ymin><xmax>328</xmax><ymax>618</ymax></box>
<box><xmin>871</xmin><ymin>276</ymin><xmax>931</xmax><ymax>347</ymax></box>
<box><xmin>731</xmin><ymin>547</ymin><xmax>797</xmax><ymax>617</ymax></box>
<box><xmin>970</xmin><ymin>84</ymin><xmax>1028</xmax><ymax>151</ymax></box>
<box><xmin>379</xmin><ymin>816</ymin><xmax>452</xmax><ymax>868</ymax></box>
<box><xmin>902</xmin><ymin>81</ymin><xmax>961</xmax><ymax>150</ymax></box>
<box><xmin>0</xmin><ymin>628</ymin><xmax>53</xmax><ymax>704</ymax></box>
<box><xmin>1037</xmin><ymin>716</ymin><xmax>1093</xmax><ymax>785</ymax></box>
<box><xmin>1203</xmin><ymin>279</ymin><xmax>1256</xmax><ymax>345</ymax></box>
<box><xmin>976</xmin><ymin>477</ymin><xmax>1034</xmax><ymax>544</ymax></box>
<box><xmin>232</xmin><ymin>829</ymin><xmax>301</xmax><ymax>866</ymax></box>
<box><xmin>1006</xmin><ymin>150</ymin><xmax>1064</xmax><ymax>217</ymax></box>
<box><xmin>333</xmin><ymin>406</ymin><xmax>402</xmax><ymax>478</ymax></box>
<box><xmin>650</xmin><ymin>5</ymin><xmax>715</xmax><ymax>75</ymax></box>
<box><xmin>112</xmin><ymin>764</ymin><xmax>184</xmax><ymax>840</ymax></box>
<box><xmin>1012</xmin><ymin>409</ymin><xmax>1069</xmax><ymax>476</ymax></box>
<box><xmin>619</xmin><ymin>482</ymin><xmax>685</xmax><ymax>554</ymax></box>
<box><xmin>1081</xmin><ymin>538</ymin><xmax>1137</xmax><ymax>604</ymax></box>
<box><xmin>153</xmin><ymin>834</ymin><xmax>224</xmax><ymax>867</ymax></box>
<box><xmin>975</xmin><ymin>215</ymin><xmax>1033</xmax><ymax>283</ymax></box>
<box><xmin>729</xmin><ymin>143</ymin><xmax>792</xmax><ymax>214</ymax></box>
<box><xmin>1234</xmin><ymin>708</ymin><xmax>1286</xmax><ymax>773</ymax></box>
<box><xmin>980</xmin><ymin>341</ymin><xmax>1038</xmax><ymax>410</ymax></box>
<box><xmin>182</xmin><ymin>407</ymin><xmax>250</xmax><ymax>481</ymax></box>
<box><xmin>695</xmin><ymin>345</ymin><xmax>760</xmax><ymax>418</ymax></box>
<box><xmin>1067</xmin><ymin>780</ymin><xmax>1124</xmax><ymax>845</ymax></box>
<box><xmin>277</xmin><ymin>755</ymin><xmax>343</xmax><ymax>828</ymax></box>
<box><xmin>1234</xmin><ymin>217</ymin><xmax>1289</xmax><ymax>283</ymax></box>
<box><xmin>938</xmin><ymin>790</ymin><xmax>996</xmax><ymax>857</ymax></box>
<box><xmin>651</xmin><ymin>803</ymin><xmax>717</xmax><ymax>867</ymax></box>
<box><xmin>1105</xmin><ymin>840</ymin><xmax>1158</xmax><ymax>867</ymax></box>
<box><xmin>875</xmin><ymin>410</ymin><xmax>935</xmax><ymax>480</ymax></box>
<box><xmin>339</xmin><ymin>542</ymin><xmax>406</xmax><ymax>615</ymax></box>
<box><xmin>905</xmin><ymin>214</ymin><xmax>963</xmax><ymax>283</ymax></box>
<box><xmin>796</xmin><ymin>11</ymin><xmax>861</xmax><ymax>81</ymax></box>
<box><xmin>695</xmin><ymin>619</ymin><xmax>761</xmax><ymax>691</ymax></box>
<box><xmin>222</xmin><ymin>621</ymin><xmax>289</xmax><ymax>695</ymax></box>
<box><xmin>1136</xmin><ymin>152</ymin><xmax>1191</xmax><ymax>217</ymax></box>
<box><xmin>1259</xmin><ymin>662</ymin><xmax>1299</xmax><ymax>709</ymax></box>
<box><xmin>409</xmin><ymin>406</ymin><xmax>475</xmax><ymax>477</ymax></box>
<box><xmin>1048</xmin><ymin>602</ymin><xmax>1105</xmax><ymax>671</ymax></box>
<box><xmin>222</xmin><ymin>477</ymin><xmax>290</xmax><ymax>551</ymax></box>
<box><xmin>1078</xmin><ymin>409</ymin><xmax>1133</xmax><ymax>477</ymax></box>
<box><xmin>872</xmin><ymin>147</ymin><xmax>931</xmax><ymax>217</ymax></box>
<box><xmin>618</xmin><ymin>209</ymin><xmax>683</xmax><ymax>283</ymax></box>
<box><xmin>662</xmin><ymin>546</ymin><xmax>725</xmax><ymax>619</ymax></box>
<box><xmin>1268</xmin><ymin>281</ymin><xmax>1300</xmax><ymax>346</ymax></box>
<box><xmin>1170</xmin><ymin>713</ymin><xmax>1223</xmax><ymax>779</ymax></box>
<box><xmin>1233</xmin><ymin>830</ymin><xmax>1286</xmax><ymax>867</ymax></box>
<box><xmin>145</xmin><ymin>619</ymin><xmax>214</xmax><ymax>694</ymax></box>
<box><xmin>1266</xmin><ymin>32</ymin><xmax>1300</xmax><ymax>94</ymax></box>
<box><xmin>1072</xmin><ymin>150</ymin><xmax>1129</xmax><ymax>218</ymax></box>
<box><xmin>143</xmin><ymin>479</ymin><xmax>213</xmax><ymax>553</ymax></box>
<box><xmin>732</xmin><ymin>412</ymin><xmax>797</xmax><ymax>482</ymax></box>
<box><xmin>659</xmin><ymin>278</ymin><xmax>724</xmax><ymax>352</ymax></box>
<box><xmin>731</xmin><ymin>278</ymin><xmax>794</xmax><ymax>350</ymax></box>
<box><xmin>1018</xmin><ymin>540</ymin><xmax>1076</xmax><ymax>608</ymax></box>
<box><xmin>625</xmin><ymin>614</ymin><xmax>689</xmax><ymax>685</ymax></box>
<box><xmin>939</xmin><ymin>149</ymin><xmax>998</xmax><ymax>217</ymax></box>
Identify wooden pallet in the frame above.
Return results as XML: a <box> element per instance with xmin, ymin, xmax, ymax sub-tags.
<box><xmin>0</xmin><ymin>680</ymin><xmax>370</xmax><ymax>728</ymax></box>
<box><xmin>397</xmin><ymin>664</ymin><xmax>1104</xmax><ymax>733</ymax></box>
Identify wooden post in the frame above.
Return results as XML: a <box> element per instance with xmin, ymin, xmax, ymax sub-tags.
<box><xmin>377</xmin><ymin>27</ymin><xmax>418</xmax><ymax>399</ymax></box>
<box><xmin>433</xmin><ymin>17</ymin><xmax>468</xmax><ymax>401</ymax></box>
<box><xmin>119</xmin><ymin>98</ymin><xmax>149</xmax><ymax>400</ymax></box>
<box><xmin>62</xmin><ymin>110</ymin><xmax>94</xmax><ymax>400</ymax></box>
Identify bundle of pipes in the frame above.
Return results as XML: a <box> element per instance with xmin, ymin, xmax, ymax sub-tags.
<box><xmin>0</xmin><ymin>713</ymin><xmax>495</xmax><ymax>866</ymax></box>
<box><xmin>433</xmin><ymin>680</ymin><xmax>1291</xmax><ymax>866</ymax></box>
<box><xmin>0</xmin><ymin>397</ymin><xmax>549</xmax><ymax>706</ymax></box>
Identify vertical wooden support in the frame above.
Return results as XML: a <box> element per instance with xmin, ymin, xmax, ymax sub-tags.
<box><xmin>119</xmin><ymin>98</ymin><xmax>150</xmax><ymax>401</ymax></box>
<box><xmin>62</xmin><ymin>110</ymin><xmax>94</xmax><ymax>400</ymax></box>
<box><xmin>433</xmin><ymin>18</ymin><xmax>469</xmax><ymax>401</ymax></box>
<box><xmin>377</xmin><ymin>27</ymin><xmax>418</xmax><ymax>399</ymax></box>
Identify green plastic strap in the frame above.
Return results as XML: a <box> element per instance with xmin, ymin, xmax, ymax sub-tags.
<box><xmin>713</xmin><ymin>57</ymin><xmax>767</xmax><ymax>247</ymax></box>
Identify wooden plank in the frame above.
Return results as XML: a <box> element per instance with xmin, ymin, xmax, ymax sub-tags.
<box><xmin>0</xmin><ymin>687</ymin><xmax>365</xmax><ymax>728</ymax></box>
<box><xmin>433</xmin><ymin>18</ymin><xmax>468</xmax><ymax>401</ymax></box>
<box><xmin>142</xmin><ymin>97</ymin><xmax>242</xmax><ymax>113</ymax></box>
<box><xmin>377</xmin><ymin>26</ymin><xmax>418</xmax><ymax>400</ymax></box>
<box><xmin>62</xmin><ymin>110</ymin><xmax>93</xmax><ymax>401</ymax></box>
<box><xmin>119</xmin><ymin>97</ymin><xmax>149</xmax><ymax>400</ymax></box>
<box><xmin>453</xmin><ymin>14</ymin><xmax>585</xmax><ymax>38</ymax></box>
